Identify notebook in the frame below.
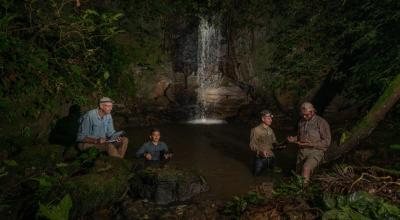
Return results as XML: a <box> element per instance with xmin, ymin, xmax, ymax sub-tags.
<box><xmin>107</xmin><ymin>131</ymin><xmax>125</xmax><ymax>142</ymax></box>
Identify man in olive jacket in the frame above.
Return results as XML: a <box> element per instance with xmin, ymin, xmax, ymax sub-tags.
<box><xmin>287</xmin><ymin>102</ymin><xmax>331</xmax><ymax>184</ymax></box>
<box><xmin>249</xmin><ymin>110</ymin><xmax>277</xmax><ymax>176</ymax></box>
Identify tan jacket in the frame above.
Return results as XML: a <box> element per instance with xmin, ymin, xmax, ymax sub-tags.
<box><xmin>250</xmin><ymin>124</ymin><xmax>277</xmax><ymax>154</ymax></box>
<box><xmin>298</xmin><ymin>115</ymin><xmax>331</xmax><ymax>151</ymax></box>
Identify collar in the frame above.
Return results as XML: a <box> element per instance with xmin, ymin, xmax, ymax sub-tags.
<box><xmin>258</xmin><ymin>123</ymin><xmax>270</xmax><ymax>130</ymax></box>
<box><xmin>303</xmin><ymin>114</ymin><xmax>317</xmax><ymax>123</ymax></box>
<box><xmin>151</xmin><ymin>141</ymin><xmax>160</xmax><ymax>146</ymax></box>
<box><xmin>96</xmin><ymin>108</ymin><xmax>108</xmax><ymax>120</ymax></box>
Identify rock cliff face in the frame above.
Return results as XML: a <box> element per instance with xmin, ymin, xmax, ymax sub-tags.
<box><xmin>132</xmin><ymin>71</ymin><xmax>251</xmax><ymax>120</ymax></box>
<box><xmin>130</xmin><ymin>15</ymin><xmax>254</xmax><ymax>121</ymax></box>
<box><xmin>125</xmin><ymin>13</ymin><xmax>356</xmax><ymax>123</ymax></box>
<box><xmin>195</xmin><ymin>83</ymin><xmax>251</xmax><ymax>118</ymax></box>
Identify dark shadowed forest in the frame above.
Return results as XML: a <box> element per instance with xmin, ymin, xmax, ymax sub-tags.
<box><xmin>1</xmin><ymin>0</ymin><xmax>399</xmax><ymax>219</ymax></box>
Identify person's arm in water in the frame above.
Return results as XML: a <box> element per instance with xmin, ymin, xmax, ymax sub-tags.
<box><xmin>162</xmin><ymin>143</ymin><xmax>172</xmax><ymax>160</ymax></box>
<box><xmin>136</xmin><ymin>143</ymin><xmax>152</xmax><ymax>160</ymax></box>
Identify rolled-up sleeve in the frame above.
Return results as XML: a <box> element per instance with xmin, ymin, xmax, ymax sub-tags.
<box><xmin>162</xmin><ymin>143</ymin><xmax>169</xmax><ymax>152</ymax></box>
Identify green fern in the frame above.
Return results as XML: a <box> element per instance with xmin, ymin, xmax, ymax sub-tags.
<box><xmin>37</xmin><ymin>194</ymin><xmax>73</xmax><ymax>220</ymax></box>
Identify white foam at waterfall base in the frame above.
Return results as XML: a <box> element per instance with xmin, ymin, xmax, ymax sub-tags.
<box><xmin>186</xmin><ymin>118</ymin><xmax>226</xmax><ymax>124</ymax></box>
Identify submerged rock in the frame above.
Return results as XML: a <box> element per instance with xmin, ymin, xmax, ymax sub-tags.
<box><xmin>130</xmin><ymin>166</ymin><xmax>208</xmax><ymax>205</ymax></box>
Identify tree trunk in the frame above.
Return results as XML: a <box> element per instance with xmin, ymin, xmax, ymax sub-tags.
<box><xmin>325</xmin><ymin>74</ymin><xmax>400</xmax><ymax>162</ymax></box>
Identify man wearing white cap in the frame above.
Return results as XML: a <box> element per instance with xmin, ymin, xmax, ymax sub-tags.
<box><xmin>76</xmin><ymin>97</ymin><xmax>128</xmax><ymax>158</ymax></box>
<box><xmin>287</xmin><ymin>102</ymin><xmax>331</xmax><ymax>184</ymax></box>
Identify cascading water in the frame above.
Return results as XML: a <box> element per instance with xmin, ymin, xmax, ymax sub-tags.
<box><xmin>188</xmin><ymin>16</ymin><xmax>225</xmax><ymax>124</ymax></box>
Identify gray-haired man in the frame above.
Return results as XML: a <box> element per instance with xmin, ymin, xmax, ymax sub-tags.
<box><xmin>76</xmin><ymin>97</ymin><xmax>128</xmax><ymax>158</ymax></box>
<box><xmin>287</xmin><ymin>102</ymin><xmax>331</xmax><ymax>184</ymax></box>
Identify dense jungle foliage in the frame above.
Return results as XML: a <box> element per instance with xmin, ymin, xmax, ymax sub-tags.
<box><xmin>0</xmin><ymin>0</ymin><xmax>129</xmax><ymax>137</ymax></box>
<box><xmin>222</xmin><ymin>0</ymin><xmax>399</xmax><ymax>108</ymax></box>
<box><xmin>0</xmin><ymin>1</ymin><xmax>399</xmax><ymax>219</ymax></box>
<box><xmin>0</xmin><ymin>0</ymin><xmax>399</xmax><ymax>137</ymax></box>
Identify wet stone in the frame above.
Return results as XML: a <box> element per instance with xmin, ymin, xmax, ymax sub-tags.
<box><xmin>130</xmin><ymin>166</ymin><xmax>209</xmax><ymax>205</ymax></box>
<box><xmin>63</xmin><ymin>157</ymin><xmax>132</xmax><ymax>217</ymax></box>
<box><xmin>119</xmin><ymin>198</ymin><xmax>222</xmax><ymax>220</ymax></box>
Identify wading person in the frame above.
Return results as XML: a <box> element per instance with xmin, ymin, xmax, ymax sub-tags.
<box><xmin>76</xmin><ymin>97</ymin><xmax>128</xmax><ymax>158</ymax></box>
<box><xmin>136</xmin><ymin>128</ymin><xmax>173</xmax><ymax>164</ymax></box>
<box><xmin>287</xmin><ymin>102</ymin><xmax>331</xmax><ymax>184</ymax></box>
<box><xmin>250</xmin><ymin>110</ymin><xmax>278</xmax><ymax>176</ymax></box>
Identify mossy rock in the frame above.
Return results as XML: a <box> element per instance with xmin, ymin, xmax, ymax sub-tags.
<box><xmin>63</xmin><ymin>157</ymin><xmax>133</xmax><ymax>217</ymax></box>
<box><xmin>130</xmin><ymin>166</ymin><xmax>208</xmax><ymax>205</ymax></box>
<box><xmin>62</xmin><ymin>145</ymin><xmax>79</xmax><ymax>161</ymax></box>
<box><xmin>0</xmin><ymin>136</ymin><xmax>35</xmax><ymax>160</ymax></box>
<box><xmin>13</xmin><ymin>144</ymin><xmax>64</xmax><ymax>170</ymax></box>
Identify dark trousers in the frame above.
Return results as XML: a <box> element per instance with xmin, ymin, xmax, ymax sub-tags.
<box><xmin>253</xmin><ymin>156</ymin><xmax>275</xmax><ymax>176</ymax></box>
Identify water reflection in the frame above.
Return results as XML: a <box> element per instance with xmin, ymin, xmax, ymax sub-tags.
<box><xmin>186</xmin><ymin>118</ymin><xmax>227</xmax><ymax>124</ymax></box>
<box><xmin>125</xmin><ymin>123</ymin><xmax>297</xmax><ymax>200</ymax></box>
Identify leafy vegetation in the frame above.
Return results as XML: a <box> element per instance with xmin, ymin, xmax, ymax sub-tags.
<box><xmin>323</xmin><ymin>191</ymin><xmax>400</xmax><ymax>220</ymax></box>
<box><xmin>273</xmin><ymin>173</ymin><xmax>321</xmax><ymax>198</ymax></box>
<box><xmin>1</xmin><ymin>0</ymin><xmax>399</xmax><ymax>219</ymax></box>
<box><xmin>223</xmin><ymin>0</ymin><xmax>400</xmax><ymax>110</ymax></box>
<box><xmin>0</xmin><ymin>159</ymin><xmax>17</xmax><ymax>178</ymax></box>
<box><xmin>0</xmin><ymin>1</ymin><xmax>136</xmax><ymax>137</ymax></box>
<box><xmin>0</xmin><ymin>143</ymin><xmax>130</xmax><ymax>218</ymax></box>
<box><xmin>1</xmin><ymin>0</ymin><xmax>398</xmax><ymax>135</ymax></box>
<box><xmin>78</xmin><ymin>147</ymin><xmax>100</xmax><ymax>167</ymax></box>
<box><xmin>37</xmin><ymin>194</ymin><xmax>72</xmax><ymax>220</ymax></box>
<box><xmin>222</xmin><ymin>191</ymin><xmax>264</xmax><ymax>219</ymax></box>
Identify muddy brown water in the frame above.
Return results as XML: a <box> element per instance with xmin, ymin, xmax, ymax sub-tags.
<box><xmin>125</xmin><ymin>123</ymin><xmax>298</xmax><ymax>200</ymax></box>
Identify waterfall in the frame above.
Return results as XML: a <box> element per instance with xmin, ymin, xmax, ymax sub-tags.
<box><xmin>188</xmin><ymin>16</ymin><xmax>225</xmax><ymax>124</ymax></box>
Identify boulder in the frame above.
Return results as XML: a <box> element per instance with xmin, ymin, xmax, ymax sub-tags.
<box><xmin>130</xmin><ymin>167</ymin><xmax>208</xmax><ymax>205</ymax></box>
<box><xmin>120</xmin><ymin>198</ymin><xmax>221</xmax><ymax>220</ymax></box>
<box><xmin>198</xmin><ymin>86</ymin><xmax>251</xmax><ymax>118</ymax></box>
<box><xmin>14</xmin><ymin>144</ymin><xmax>64</xmax><ymax>170</ymax></box>
<box><xmin>63</xmin><ymin>157</ymin><xmax>132</xmax><ymax>217</ymax></box>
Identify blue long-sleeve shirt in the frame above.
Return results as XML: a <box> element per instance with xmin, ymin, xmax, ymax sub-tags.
<box><xmin>136</xmin><ymin>141</ymin><xmax>169</xmax><ymax>161</ymax></box>
<box><xmin>76</xmin><ymin>108</ymin><xmax>115</xmax><ymax>142</ymax></box>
